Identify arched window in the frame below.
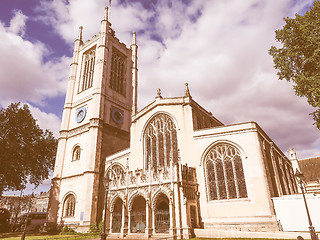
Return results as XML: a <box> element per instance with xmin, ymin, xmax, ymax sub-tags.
<box><xmin>80</xmin><ymin>49</ymin><xmax>95</xmax><ymax>92</ymax></box>
<box><xmin>204</xmin><ymin>143</ymin><xmax>247</xmax><ymax>201</ymax></box>
<box><xmin>72</xmin><ymin>146</ymin><xmax>81</xmax><ymax>161</ymax></box>
<box><xmin>64</xmin><ymin>194</ymin><xmax>76</xmax><ymax>217</ymax></box>
<box><xmin>110</xmin><ymin>48</ymin><xmax>126</xmax><ymax>95</ymax></box>
<box><xmin>144</xmin><ymin>113</ymin><xmax>178</xmax><ymax>171</ymax></box>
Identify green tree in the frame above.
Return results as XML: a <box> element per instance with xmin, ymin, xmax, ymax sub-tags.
<box><xmin>269</xmin><ymin>1</ymin><xmax>320</xmax><ymax>129</ymax></box>
<box><xmin>0</xmin><ymin>103</ymin><xmax>57</xmax><ymax>195</ymax></box>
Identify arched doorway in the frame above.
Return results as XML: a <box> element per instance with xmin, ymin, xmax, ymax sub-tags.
<box><xmin>130</xmin><ymin>195</ymin><xmax>146</xmax><ymax>233</ymax></box>
<box><xmin>112</xmin><ymin>198</ymin><xmax>123</xmax><ymax>233</ymax></box>
<box><xmin>155</xmin><ymin>194</ymin><xmax>170</xmax><ymax>233</ymax></box>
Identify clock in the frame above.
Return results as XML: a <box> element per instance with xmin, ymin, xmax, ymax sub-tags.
<box><xmin>111</xmin><ymin>108</ymin><xmax>124</xmax><ymax>124</ymax></box>
<box><xmin>75</xmin><ymin>107</ymin><xmax>86</xmax><ymax>123</ymax></box>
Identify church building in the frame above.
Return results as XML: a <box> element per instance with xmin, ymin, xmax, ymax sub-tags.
<box><xmin>47</xmin><ymin>6</ymin><xmax>298</xmax><ymax>238</ymax></box>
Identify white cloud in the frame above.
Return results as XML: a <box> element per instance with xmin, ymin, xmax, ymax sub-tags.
<box><xmin>0</xmin><ymin>17</ymin><xmax>70</xmax><ymax>106</ymax></box>
<box><xmin>30</xmin><ymin>0</ymin><xmax>320</xmax><ymax>160</ymax></box>
<box><xmin>28</xmin><ymin>104</ymin><xmax>61</xmax><ymax>138</ymax></box>
<box><xmin>0</xmin><ymin>9</ymin><xmax>70</xmax><ymax>144</ymax></box>
<box><xmin>36</xmin><ymin>0</ymin><xmax>107</xmax><ymax>44</ymax></box>
<box><xmin>8</xmin><ymin>10</ymin><xmax>28</xmax><ymax>35</ymax></box>
<box><xmin>4</xmin><ymin>0</ymin><xmax>318</xmax><ymax>195</ymax></box>
<box><xmin>133</xmin><ymin>0</ymin><xmax>319</xmax><ymax>159</ymax></box>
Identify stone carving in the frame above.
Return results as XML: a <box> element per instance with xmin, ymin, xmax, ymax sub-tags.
<box><xmin>130</xmin><ymin>175</ymin><xmax>136</xmax><ymax>185</ymax></box>
<box><xmin>141</xmin><ymin>174</ymin><xmax>147</xmax><ymax>183</ymax></box>
<box><xmin>68</xmin><ymin>124</ymin><xmax>89</xmax><ymax>137</ymax></box>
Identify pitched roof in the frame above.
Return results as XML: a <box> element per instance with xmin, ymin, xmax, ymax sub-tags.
<box><xmin>299</xmin><ymin>157</ymin><xmax>320</xmax><ymax>182</ymax></box>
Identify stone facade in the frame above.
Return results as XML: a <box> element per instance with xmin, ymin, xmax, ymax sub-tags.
<box><xmin>46</xmin><ymin>7</ymin><xmax>132</xmax><ymax>231</ymax></box>
<box><xmin>104</xmin><ymin>95</ymin><xmax>298</xmax><ymax>238</ymax></box>
<box><xmin>47</xmin><ymin>6</ymin><xmax>299</xmax><ymax>238</ymax></box>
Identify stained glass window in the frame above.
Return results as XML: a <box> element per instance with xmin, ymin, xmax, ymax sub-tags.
<box><xmin>205</xmin><ymin>143</ymin><xmax>247</xmax><ymax>200</ymax></box>
<box><xmin>144</xmin><ymin>114</ymin><xmax>178</xmax><ymax>170</ymax></box>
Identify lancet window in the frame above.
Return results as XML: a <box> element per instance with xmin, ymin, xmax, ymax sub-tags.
<box><xmin>110</xmin><ymin>48</ymin><xmax>126</xmax><ymax>95</ymax></box>
<box><xmin>205</xmin><ymin>143</ymin><xmax>247</xmax><ymax>201</ymax></box>
<box><xmin>64</xmin><ymin>194</ymin><xmax>76</xmax><ymax>217</ymax></box>
<box><xmin>80</xmin><ymin>50</ymin><xmax>95</xmax><ymax>92</ymax></box>
<box><xmin>106</xmin><ymin>164</ymin><xmax>125</xmax><ymax>187</ymax></box>
<box><xmin>144</xmin><ymin>113</ymin><xmax>178</xmax><ymax>171</ymax></box>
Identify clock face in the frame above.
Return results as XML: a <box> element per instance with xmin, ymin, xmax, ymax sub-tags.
<box><xmin>75</xmin><ymin>107</ymin><xmax>86</xmax><ymax>123</ymax></box>
<box><xmin>111</xmin><ymin>108</ymin><xmax>124</xmax><ymax>124</ymax></box>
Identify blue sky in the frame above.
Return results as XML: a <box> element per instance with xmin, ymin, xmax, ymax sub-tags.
<box><xmin>1</xmin><ymin>0</ymin><xmax>319</xmax><ymax>195</ymax></box>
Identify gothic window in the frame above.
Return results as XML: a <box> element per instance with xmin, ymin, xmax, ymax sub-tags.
<box><xmin>144</xmin><ymin>113</ymin><xmax>178</xmax><ymax>171</ymax></box>
<box><xmin>80</xmin><ymin>49</ymin><xmax>95</xmax><ymax>92</ymax></box>
<box><xmin>205</xmin><ymin>143</ymin><xmax>247</xmax><ymax>201</ymax></box>
<box><xmin>64</xmin><ymin>194</ymin><xmax>76</xmax><ymax>217</ymax></box>
<box><xmin>72</xmin><ymin>146</ymin><xmax>81</xmax><ymax>161</ymax></box>
<box><xmin>106</xmin><ymin>164</ymin><xmax>125</xmax><ymax>186</ymax></box>
<box><xmin>110</xmin><ymin>48</ymin><xmax>126</xmax><ymax>95</ymax></box>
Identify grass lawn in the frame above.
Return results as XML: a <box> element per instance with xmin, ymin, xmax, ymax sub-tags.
<box><xmin>0</xmin><ymin>232</ymin><xmax>99</xmax><ymax>240</ymax></box>
<box><xmin>195</xmin><ymin>239</ymin><xmax>298</xmax><ymax>240</ymax></box>
<box><xmin>0</xmin><ymin>234</ymin><xmax>301</xmax><ymax>240</ymax></box>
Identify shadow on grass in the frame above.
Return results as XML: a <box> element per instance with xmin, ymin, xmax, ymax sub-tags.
<box><xmin>0</xmin><ymin>232</ymin><xmax>99</xmax><ymax>239</ymax></box>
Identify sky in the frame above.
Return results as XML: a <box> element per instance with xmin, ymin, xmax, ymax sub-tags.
<box><xmin>1</xmin><ymin>0</ymin><xmax>319</xmax><ymax>195</ymax></box>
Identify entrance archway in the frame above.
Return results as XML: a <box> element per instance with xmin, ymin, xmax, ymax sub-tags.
<box><xmin>155</xmin><ymin>194</ymin><xmax>170</xmax><ymax>233</ymax></box>
<box><xmin>130</xmin><ymin>195</ymin><xmax>146</xmax><ymax>233</ymax></box>
<box><xmin>112</xmin><ymin>198</ymin><xmax>123</xmax><ymax>233</ymax></box>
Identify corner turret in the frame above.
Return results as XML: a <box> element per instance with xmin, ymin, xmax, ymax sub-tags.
<box><xmin>288</xmin><ymin>148</ymin><xmax>300</xmax><ymax>172</ymax></box>
<box><xmin>131</xmin><ymin>31</ymin><xmax>138</xmax><ymax>117</ymax></box>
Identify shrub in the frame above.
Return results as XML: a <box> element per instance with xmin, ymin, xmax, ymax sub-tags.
<box><xmin>88</xmin><ymin>221</ymin><xmax>103</xmax><ymax>234</ymax></box>
<box><xmin>60</xmin><ymin>226</ymin><xmax>76</xmax><ymax>235</ymax></box>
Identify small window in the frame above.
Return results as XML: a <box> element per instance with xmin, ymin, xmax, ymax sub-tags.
<box><xmin>72</xmin><ymin>146</ymin><xmax>81</xmax><ymax>161</ymax></box>
<box><xmin>64</xmin><ymin>194</ymin><xmax>76</xmax><ymax>217</ymax></box>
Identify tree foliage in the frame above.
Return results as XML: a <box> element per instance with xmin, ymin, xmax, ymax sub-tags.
<box><xmin>0</xmin><ymin>103</ymin><xmax>57</xmax><ymax>195</ymax></box>
<box><xmin>269</xmin><ymin>1</ymin><xmax>320</xmax><ymax>129</ymax></box>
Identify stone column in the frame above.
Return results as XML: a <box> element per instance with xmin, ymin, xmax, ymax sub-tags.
<box><xmin>120</xmin><ymin>202</ymin><xmax>127</xmax><ymax>237</ymax></box>
<box><xmin>109</xmin><ymin>211</ymin><xmax>113</xmax><ymax>233</ymax></box>
<box><xmin>145</xmin><ymin>199</ymin><xmax>151</xmax><ymax>238</ymax></box>
<box><xmin>169</xmin><ymin>197</ymin><xmax>174</xmax><ymax>235</ymax></box>
<box><xmin>128</xmin><ymin>210</ymin><xmax>131</xmax><ymax>234</ymax></box>
<box><xmin>152</xmin><ymin>207</ymin><xmax>156</xmax><ymax>235</ymax></box>
<box><xmin>173</xmin><ymin>166</ymin><xmax>181</xmax><ymax>236</ymax></box>
<box><xmin>180</xmin><ymin>194</ymin><xmax>191</xmax><ymax>239</ymax></box>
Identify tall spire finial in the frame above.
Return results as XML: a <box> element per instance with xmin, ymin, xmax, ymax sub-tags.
<box><xmin>104</xmin><ymin>6</ymin><xmax>109</xmax><ymax>21</ymax></box>
<box><xmin>185</xmin><ymin>83</ymin><xmax>191</xmax><ymax>98</ymax></box>
<box><xmin>78</xmin><ymin>26</ymin><xmax>83</xmax><ymax>42</ymax></box>
<box><xmin>132</xmin><ymin>31</ymin><xmax>136</xmax><ymax>45</ymax></box>
<box><xmin>131</xmin><ymin>31</ymin><xmax>138</xmax><ymax>118</ymax></box>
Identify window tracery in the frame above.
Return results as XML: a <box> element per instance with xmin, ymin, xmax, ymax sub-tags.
<box><xmin>205</xmin><ymin>143</ymin><xmax>247</xmax><ymax>201</ymax></box>
<box><xmin>144</xmin><ymin>114</ymin><xmax>178</xmax><ymax>171</ymax></box>
<box><xmin>72</xmin><ymin>146</ymin><xmax>81</xmax><ymax>161</ymax></box>
<box><xmin>110</xmin><ymin>48</ymin><xmax>126</xmax><ymax>95</ymax></box>
<box><xmin>64</xmin><ymin>194</ymin><xmax>76</xmax><ymax>217</ymax></box>
<box><xmin>80</xmin><ymin>49</ymin><xmax>95</xmax><ymax>92</ymax></box>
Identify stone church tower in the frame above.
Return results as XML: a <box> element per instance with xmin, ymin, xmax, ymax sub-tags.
<box><xmin>47</xmin><ymin>7</ymin><xmax>136</xmax><ymax>229</ymax></box>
